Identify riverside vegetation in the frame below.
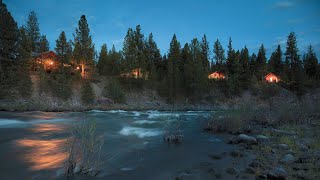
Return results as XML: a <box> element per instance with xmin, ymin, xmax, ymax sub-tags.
<box><xmin>1</xmin><ymin>1</ymin><xmax>320</xmax><ymax>179</ymax></box>
<box><xmin>1</xmin><ymin>1</ymin><xmax>320</xmax><ymax>112</ymax></box>
<box><xmin>203</xmin><ymin>88</ymin><xmax>320</xmax><ymax>180</ymax></box>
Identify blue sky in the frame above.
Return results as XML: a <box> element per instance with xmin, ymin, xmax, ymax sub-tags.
<box><xmin>4</xmin><ymin>0</ymin><xmax>320</xmax><ymax>59</ymax></box>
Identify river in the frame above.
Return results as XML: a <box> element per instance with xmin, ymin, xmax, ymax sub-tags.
<box><xmin>0</xmin><ymin>110</ymin><xmax>253</xmax><ymax>180</ymax></box>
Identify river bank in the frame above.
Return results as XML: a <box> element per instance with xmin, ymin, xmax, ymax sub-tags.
<box><xmin>202</xmin><ymin>99</ymin><xmax>320</xmax><ymax>180</ymax></box>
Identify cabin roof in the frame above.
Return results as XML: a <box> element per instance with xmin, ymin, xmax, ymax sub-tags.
<box><xmin>32</xmin><ymin>51</ymin><xmax>56</xmax><ymax>58</ymax></box>
<box><xmin>265</xmin><ymin>72</ymin><xmax>278</xmax><ymax>78</ymax></box>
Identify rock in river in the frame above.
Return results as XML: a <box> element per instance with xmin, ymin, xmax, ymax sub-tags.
<box><xmin>226</xmin><ymin>167</ymin><xmax>239</xmax><ymax>175</ymax></box>
<box><xmin>256</xmin><ymin>135</ymin><xmax>269</xmax><ymax>142</ymax></box>
<box><xmin>280</xmin><ymin>154</ymin><xmax>295</xmax><ymax>164</ymax></box>
<box><xmin>267</xmin><ymin>167</ymin><xmax>287</xmax><ymax>180</ymax></box>
<box><xmin>278</xmin><ymin>144</ymin><xmax>289</xmax><ymax>150</ymax></box>
<box><xmin>238</xmin><ymin>134</ymin><xmax>258</xmax><ymax>145</ymax></box>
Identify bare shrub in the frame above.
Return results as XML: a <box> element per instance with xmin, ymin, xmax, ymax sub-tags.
<box><xmin>163</xmin><ymin>114</ymin><xmax>183</xmax><ymax>144</ymax></box>
<box><xmin>205</xmin><ymin>112</ymin><xmax>249</xmax><ymax>134</ymax></box>
<box><xmin>270</xmin><ymin>100</ymin><xmax>320</xmax><ymax>127</ymax></box>
<box><xmin>65</xmin><ymin>115</ymin><xmax>104</xmax><ymax>177</ymax></box>
<box><xmin>204</xmin><ymin>101</ymin><xmax>273</xmax><ymax>134</ymax></box>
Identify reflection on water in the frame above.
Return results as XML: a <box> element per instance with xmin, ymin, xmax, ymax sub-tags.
<box><xmin>15</xmin><ymin>124</ymin><xmax>69</xmax><ymax>171</ymax></box>
<box><xmin>31</xmin><ymin>124</ymin><xmax>64</xmax><ymax>134</ymax></box>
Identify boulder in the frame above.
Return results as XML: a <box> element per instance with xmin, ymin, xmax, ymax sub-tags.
<box><xmin>256</xmin><ymin>135</ymin><xmax>269</xmax><ymax>142</ymax></box>
<box><xmin>249</xmin><ymin>159</ymin><xmax>262</xmax><ymax>168</ymax></box>
<box><xmin>230</xmin><ymin>150</ymin><xmax>244</xmax><ymax>158</ymax></box>
<box><xmin>271</xmin><ymin>128</ymin><xmax>297</xmax><ymax>136</ymax></box>
<box><xmin>297</xmin><ymin>154</ymin><xmax>312</xmax><ymax>163</ymax></box>
<box><xmin>95</xmin><ymin>98</ymin><xmax>114</xmax><ymax>105</ymax></box>
<box><xmin>267</xmin><ymin>167</ymin><xmax>287</xmax><ymax>180</ymax></box>
<box><xmin>278</xmin><ymin>144</ymin><xmax>289</xmax><ymax>150</ymax></box>
<box><xmin>226</xmin><ymin>167</ymin><xmax>239</xmax><ymax>175</ymax></box>
<box><xmin>244</xmin><ymin>167</ymin><xmax>256</xmax><ymax>174</ymax></box>
<box><xmin>238</xmin><ymin>134</ymin><xmax>257</xmax><ymax>145</ymax></box>
<box><xmin>313</xmin><ymin>150</ymin><xmax>320</xmax><ymax>160</ymax></box>
<box><xmin>299</xmin><ymin>144</ymin><xmax>308</xmax><ymax>152</ymax></box>
<box><xmin>227</xmin><ymin>136</ymin><xmax>239</xmax><ymax>144</ymax></box>
<box><xmin>176</xmin><ymin>172</ymin><xmax>199</xmax><ymax>180</ymax></box>
<box><xmin>280</xmin><ymin>154</ymin><xmax>295</xmax><ymax>164</ymax></box>
<box><xmin>209</xmin><ymin>153</ymin><xmax>223</xmax><ymax>160</ymax></box>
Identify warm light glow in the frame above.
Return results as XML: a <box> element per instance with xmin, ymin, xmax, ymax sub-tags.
<box><xmin>208</xmin><ymin>72</ymin><xmax>225</xmax><ymax>79</ymax></box>
<box><xmin>63</xmin><ymin>63</ymin><xmax>71</xmax><ymax>67</ymax></box>
<box><xmin>76</xmin><ymin>66</ymin><xmax>80</xmax><ymax>70</ymax></box>
<box><xmin>49</xmin><ymin>61</ymin><xmax>53</xmax><ymax>65</ymax></box>
<box><xmin>16</xmin><ymin>138</ymin><xmax>69</xmax><ymax>170</ymax></box>
<box><xmin>265</xmin><ymin>73</ymin><xmax>280</xmax><ymax>83</ymax></box>
<box><xmin>15</xmin><ymin>124</ymin><xmax>69</xmax><ymax>171</ymax></box>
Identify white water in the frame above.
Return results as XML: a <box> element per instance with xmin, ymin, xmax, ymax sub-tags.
<box><xmin>133</xmin><ymin>120</ymin><xmax>158</xmax><ymax>125</ymax></box>
<box><xmin>119</xmin><ymin>126</ymin><xmax>162</xmax><ymax>138</ymax></box>
<box><xmin>0</xmin><ymin>119</ymin><xmax>24</xmax><ymax>127</ymax></box>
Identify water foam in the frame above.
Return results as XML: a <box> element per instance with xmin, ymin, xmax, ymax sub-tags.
<box><xmin>133</xmin><ymin>120</ymin><xmax>158</xmax><ymax>125</ymax></box>
<box><xmin>132</xmin><ymin>111</ymin><xmax>142</xmax><ymax>116</ymax></box>
<box><xmin>147</xmin><ymin>112</ymin><xmax>179</xmax><ymax>119</ymax></box>
<box><xmin>0</xmin><ymin>119</ymin><xmax>24</xmax><ymax>127</ymax></box>
<box><xmin>119</xmin><ymin>126</ymin><xmax>162</xmax><ymax>138</ymax></box>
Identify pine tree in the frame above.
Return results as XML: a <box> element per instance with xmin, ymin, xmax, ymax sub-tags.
<box><xmin>249</xmin><ymin>53</ymin><xmax>257</xmax><ymax>76</ymax></box>
<box><xmin>181</xmin><ymin>43</ymin><xmax>193</xmax><ymax>96</ymax></box>
<box><xmin>145</xmin><ymin>33</ymin><xmax>161</xmax><ymax>80</ymax></box>
<box><xmin>238</xmin><ymin>46</ymin><xmax>251</xmax><ymax>89</ymax></box>
<box><xmin>226</xmin><ymin>37</ymin><xmax>237</xmax><ymax>75</ymax></box>
<box><xmin>54</xmin><ymin>31</ymin><xmax>73</xmax><ymax>99</ymax></box>
<box><xmin>213</xmin><ymin>39</ymin><xmax>225</xmax><ymax>72</ymax></box>
<box><xmin>285</xmin><ymin>32</ymin><xmax>304</xmax><ymax>97</ymax></box>
<box><xmin>81</xmin><ymin>81</ymin><xmax>95</xmax><ymax>104</ymax></box>
<box><xmin>96</xmin><ymin>43</ymin><xmax>108</xmax><ymax>75</ymax></box>
<box><xmin>167</xmin><ymin>34</ymin><xmax>181</xmax><ymax>101</ymax></box>
<box><xmin>55</xmin><ymin>31</ymin><xmax>72</xmax><ymax>67</ymax></box>
<box><xmin>190</xmin><ymin>38</ymin><xmax>208</xmax><ymax>96</ymax></box>
<box><xmin>16</xmin><ymin>27</ymin><xmax>33</xmax><ymax>98</ymax></box>
<box><xmin>133</xmin><ymin>25</ymin><xmax>147</xmax><ymax>79</ymax></box>
<box><xmin>268</xmin><ymin>45</ymin><xmax>282</xmax><ymax>75</ymax></box>
<box><xmin>0</xmin><ymin>1</ymin><xmax>19</xmax><ymax>98</ymax></box>
<box><xmin>39</xmin><ymin>35</ymin><xmax>49</xmax><ymax>53</ymax></box>
<box><xmin>226</xmin><ymin>38</ymin><xmax>241</xmax><ymax>95</ymax></box>
<box><xmin>303</xmin><ymin>45</ymin><xmax>318</xmax><ymax>79</ymax></box>
<box><xmin>256</xmin><ymin>44</ymin><xmax>267</xmax><ymax>81</ymax></box>
<box><xmin>26</xmin><ymin>11</ymin><xmax>41</xmax><ymax>53</ymax></box>
<box><xmin>108</xmin><ymin>45</ymin><xmax>121</xmax><ymax>75</ymax></box>
<box><xmin>122</xmin><ymin>28</ymin><xmax>136</xmax><ymax>73</ymax></box>
<box><xmin>285</xmin><ymin>32</ymin><xmax>300</xmax><ymax>81</ymax></box>
<box><xmin>73</xmin><ymin>15</ymin><xmax>95</xmax><ymax>77</ymax></box>
<box><xmin>200</xmin><ymin>34</ymin><xmax>210</xmax><ymax>71</ymax></box>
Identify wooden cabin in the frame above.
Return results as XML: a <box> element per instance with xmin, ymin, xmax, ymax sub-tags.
<box><xmin>33</xmin><ymin>51</ymin><xmax>58</xmax><ymax>72</ymax></box>
<box><xmin>265</xmin><ymin>73</ymin><xmax>280</xmax><ymax>83</ymax></box>
<box><xmin>33</xmin><ymin>51</ymin><xmax>82</xmax><ymax>75</ymax></box>
<box><xmin>121</xmin><ymin>68</ymin><xmax>148</xmax><ymax>79</ymax></box>
<box><xmin>208</xmin><ymin>71</ymin><xmax>226</xmax><ymax>80</ymax></box>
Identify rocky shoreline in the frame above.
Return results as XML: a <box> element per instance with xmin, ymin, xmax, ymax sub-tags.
<box><xmin>176</xmin><ymin>121</ymin><xmax>320</xmax><ymax>180</ymax></box>
<box><xmin>0</xmin><ymin>98</ymin><xmax>224</xmax><ymax>112</ymax></box>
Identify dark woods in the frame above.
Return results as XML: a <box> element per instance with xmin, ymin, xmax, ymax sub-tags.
<box><xmin>1</xmin><ymin>1</ymin><xmax>320</xmax><ymax>104</ymax></box>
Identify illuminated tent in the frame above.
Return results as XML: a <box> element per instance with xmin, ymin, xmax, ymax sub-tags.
<box><xmin>265</xmin><ymin>72</ymin><xmax>280</xmax><ymax>83</ymax></box>
<box><xmin>208</xmin><ymin>71</ymin><xmax>226</xmax><ymax>80</ymax></box>
<box><xmin>121</xmin><ymin>68</ymin><xmax>148</xmax><ymax>79</ymax></box>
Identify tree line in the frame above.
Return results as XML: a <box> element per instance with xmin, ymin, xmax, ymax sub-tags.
<box><xmin>1</xmin><ymin>0</ymin><xmax>319</xmax><ymax>103</ymax></box>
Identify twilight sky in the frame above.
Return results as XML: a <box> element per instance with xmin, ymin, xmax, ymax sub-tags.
<box><xmin>4</xmin><ymin>0</ymin><xmax>320</xmax><ymax>59</ymax></box>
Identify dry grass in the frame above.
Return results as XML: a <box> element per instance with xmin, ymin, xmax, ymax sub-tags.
<box><xmin>204</xmin><ymin>98</ymin><xmax>320</xmax><ymax>134</ymax></box>
<box><xmin>65</xmin><ymin>115</ymin><xmax>104</xmax><ymax>177</ymax></box>
<box><xmin>163</xmin><ymin>115</ymin><xmax>183</xmax><ymax>144</ymax></box>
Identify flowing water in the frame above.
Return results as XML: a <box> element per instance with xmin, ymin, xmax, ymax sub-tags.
<box><xmin>0</xmin><ymin>110</ymin><xmax>253</xmax><ymax>180</ymax></box>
